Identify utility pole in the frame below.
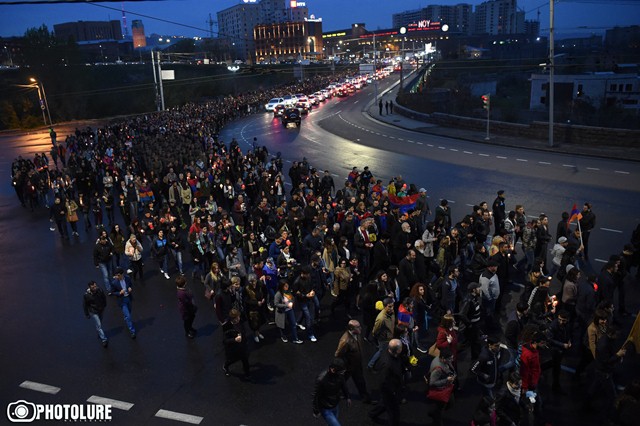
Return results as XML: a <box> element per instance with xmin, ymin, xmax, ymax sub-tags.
<box><xmin>151</xmin><ymin>51</ymin><xmax>165</xmax><ymax>111</ymax></box>
<box><xmin>373</xmin><ymin>32</ymin><xmax>378</xmax><ymax>103</ymax></box>
<box><xmin>482</xmin><ymin>94</ymin><xmax>490</xmax><ymax>140</ymax></box>
<box><xmin>157</xmin><ymin>51</ymin><xmax>165</xmax><ymax>111</ymax></box>
<box><xmin>549</xmin><ymin>0</ymin><xmax>555</xmax><ymax>147</ymax></box>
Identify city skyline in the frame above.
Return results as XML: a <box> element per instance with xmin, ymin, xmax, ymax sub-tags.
<box><xmin>0</xmin><ymin>0</ymin><xmax>638</xmax><ymax>39</ymax></box>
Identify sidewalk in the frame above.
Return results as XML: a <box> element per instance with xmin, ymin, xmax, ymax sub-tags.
<box><xmin>365</xmin><ymin>88</ymin><xmax>640</xmax><ymax>163</ymax></box>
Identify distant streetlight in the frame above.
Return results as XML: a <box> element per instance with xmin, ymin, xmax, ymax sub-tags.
<box><xmin>399</xmin><ymin>27</ymin><xmax>406</xmax><ymax>91</ymax></box>
<box><xmin>29</xmin><ymin>77</ymin><xmax>52</xmax><ymax>126</ymax></box>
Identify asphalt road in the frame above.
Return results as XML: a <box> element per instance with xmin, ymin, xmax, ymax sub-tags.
<box><xmin>1</xmin><ymin>77</ymin><xmax>638</xmax><ymax>426</ymax></box>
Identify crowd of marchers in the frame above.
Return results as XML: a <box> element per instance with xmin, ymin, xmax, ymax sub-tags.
<box><xmin>10</xmin><ymin>72</ymin><xmax>640</xmax><ymax>426</ymax></box>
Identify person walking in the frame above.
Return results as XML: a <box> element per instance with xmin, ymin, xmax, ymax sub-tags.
<box><xmin>335</xmin><ymin>320</ymin><xmax>374</xmax><ymax>404</ymax></box>
<box><xmin>312</xmin><ymin>358</ymin><xmax>351</xmax><ymax>426</ymax></box>
<box><xmin>108</xmin><ymin>267</ymin><xmax>136</xmax><ymax>339</ymax></box>
<box><xmin>152</xmin><ymin>229</ymin><xmax>170</xmax><ymax>280</ymax></box>
<box><xmin>368</xmin><ymin>339</ymin><xmax>405</xmax><ymax>426</ymax></box>
<box><xmin>222</xmin><ymin>309</ymin><xmax>252</xmax><ymax>380</ymax></box>
<box><xmin>125</xmin><ymin>234</ymin><xmax>144</xmax><ymax>281</ymax></box>
<box><xmin>368</xmin><ymin>297</ymin><xmax>396</xmax><ymax>371</ymax></box>
<box><xmin>379</xmin><ymin>99</ymin><xmax>383</xmax><ymax>115</ymax></box>
<box><xmin>93</xmin><ymin>234</ymin><xmax>114</xmax><ymax>290</ymax></box>
<box><xmin>83</xmin><ymin>281</ymin><xmax>108</xmax><ymax>347</ymax></box>
<box><xmin>176</xmin><ymin>276</ymin><xmax>197</xmax><ymax>338</ymax></box>
<box><xmin>579</xmin><ymin>202</ymin><xmax>596</xmax><ymax>260</ymax></box>
<box><xmin>426</xmin><ymin>347</ymin><xmax>456</xmax><ymax>426</ymax></box>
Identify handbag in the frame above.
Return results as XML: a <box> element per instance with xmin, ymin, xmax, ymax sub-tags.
<box><xmin>427</xmin><ymin>383</ymin><xmax>454</xmax><ymax>402</ymax></box>
<box><xmin>428</xmin><ymin>342</ymin><xmax>440</xmax><ymax>358</ymax></box>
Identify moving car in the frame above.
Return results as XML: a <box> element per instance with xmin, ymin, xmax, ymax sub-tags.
<box><xmin>273</xmin><ymin>104</ymin><xmax>287</xmax><ymax>117</ymax></box>
<box><xmin>265</xmin><ymin>97</ymin><xmax>284</xmax><ymax>111</ymax></box>
<box><xmin>282</xmin><ymin>107</ymin><xmax>301</xmax><ymax>127</ymax></box>
<box><xmin>295</xmin><ymin>102</ymin><xmax>310</xmax><ymax>115</ymax></box>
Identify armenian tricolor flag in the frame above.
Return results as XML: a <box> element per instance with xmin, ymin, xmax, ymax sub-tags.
<box><xmin>567</xmin><ymin>203</ymin><xmax>582</xmax><ymax>229</ymax></box>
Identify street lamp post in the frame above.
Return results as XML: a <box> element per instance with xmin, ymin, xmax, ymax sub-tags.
<box><xmin>399</xmin><ymin>27</ymin><xmax>406</xmax><ymax>92</ymax></box>
<box><xmin>29</xmin><ymin>78</ymin><xmax>52</xmax><ymax>126</ymax></box>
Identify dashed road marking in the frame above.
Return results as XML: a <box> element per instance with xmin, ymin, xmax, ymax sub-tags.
<box><xmin>600</xmin><ymin>228</ymin><xmax>623</xmax><ymax>233</ymax></box>
<box><xmin>407</xmin><ymin>140</ymin><xmax>415</xmax><ymax>143</ymax></box>
<box><xmin>155</xmin><ymin>409</ymin><xmax>203</xmax><ymax>425</ymax></box>
<box><xmin>562</xmin><ymin>164</ymin><xmax>575</xmax><ymax>167</ymax></box>
<box><xmin>615</xmin><ymin>170</ymin><xmax>630</xmax><ymax>175</ymax></box>
<box><xmin>449</xmin><ymin>148</ymin><xmax>459</xmax><ymax>152</ymax></box>
<box><xmin>516</xmin><ymin>159</ymin><xmax>528</xmax><ymax>162</ymax></box>
<box><xmin>20</xmin><ymin>381</ymin><xmax>60</xmax><ymax>395</ymax></box>
<box><xmin>331</xmin><ymin>174</ymin><xmax>339</xmax><ymax>177</ymax></box>
<box><xmin>478</xmin><ymin>153</ymin><xmax>490</xmax><ymax>157</ymax></box>
<box><xmin>496</xmin><ymin>156</ymin><xmax>507</xmax><ymax>159</ymax></box>
<box><xmin>463</xmin><ymin>151</ymin><xmax>473</xmax><ymax>154</ymax></box>
<box><xmin>438</xmin><ymin>146</ymin><xmax>446</xmax><ymax>150</ymax></box>
<box><xmin>594</xmin><ymin>258</ymin><xmax>607</xmax><ymax>264</ymax></box>
<box><xmin>398</xmin><ymin>138</ymin><xmax>404</xmax><ymax>141</ymax></box>
<box><xmin>586</xmin><ymin>167</ymin><xmax>599</xmax><ymax>171</ymax></box>
<box><xmin>87</xmin><ymin>396</ymin><xmax>134</xmax><ymax>411</ymax></box>
<box><xmin>416</xmin><ymin>142</ymin><xmax>423</xmax><ymax>145</ymax></box>
<box><xmin>538</xmin><ymin>161</ymin><xmax>551</xmax><ymax>165</ymax></box>
<box><xmin>427</xmin><ymin>144</ymin><xmax>434</xmax><ymax>147</ymax></box>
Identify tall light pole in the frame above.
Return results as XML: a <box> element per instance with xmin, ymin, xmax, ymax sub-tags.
<box><xmin>399</xmin><ymin>27</ymin><xmax>406</xmax><ymax>92</ymax></box>
<box><xmin>29</xmin><ymin>77</ymin><xmax>52</xmax><ymax>126</ymax></box>
<box><xmin>549</xmin><ymin>0</ymin><xmax>555</xmax><ymax>147</ymax></box>
<box><xmin>373</xmin><ymin>32</ymin><xmax>378</xmax><ymax>103</ymax></box>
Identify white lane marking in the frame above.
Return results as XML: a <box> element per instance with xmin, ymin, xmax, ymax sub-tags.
<box><xmin>285</xmin><ymin>160</ymin><xmax>292</xmax><ymax>163</ymax></box>
<box><xmin>398</xmin><ymin>138</ymin><xmax>404</xmax><ymax>141</ymax></box>
<box><xmin>538</xmin><ymin>161</ymin><xmax>551</xmax><ymax>165</ymax></box>
<box><xmin>447</xmin><ymin>200</ymin><xmax>456</xmax><ymax>203</ymax></box>
<box><xmin>562</xmin><ymin>164</ymin><xmax>575</xmax><ymax>167</ymax></box>
<box><xmin>586</xmin><ymin>167</ymin><xmax>600</xmax><ymax>171</ymax></box>
<box><xmin>389</xmin><ymin>136</ymin><xmax>396</xmax><ymax>139</ymax></box>
<box><xmin>478</xmin><ymin>153</ymin><xmax>490</xmax><ymax>157</ymax></box>
<box><xmin>353</xmin><ymin>101</ymin><xmax>359</xmax><ymax>104</ymax></box>
<box><xmin>19</xmin><ymin>381</ymin><xmax>60</xmax><ymax>395</ymax></box>
<box><xmin>87</xmin><ymin>396</ymin><xmax>134</xmax><ymax>411</ymax></box>
<box><xmin>600</xmin><ymin>228</ymin><xmax>623</xmax><ymax>233</ymax></box>
<box><xmin>449</xmin><ymin>148</ymin><xmax>459</xmax><ymax>152</ymax></box>
<box><xmin>594</xmin><ymin>258</ymin><xmax>607</xmax><ymax>264</ymax></box>
<box><xmin>331</xmin><ymin>173</ymin><xmax>339</xmax><ymax>177</ymax></box>
<box><xmin>466</xmin><ymin>204</ymin><xmax>475</xmax><ymax>207</ymax></box>
<box><xmin>416</xmin><ymin>142</ymin><xmax>423</xmax><ymax>145</ymax></box>
<box><xmin>438</xmin><ymin>146</ymin><xmax>446</xmax><ymax>149</ymax></box>
<box><xmin>427</xmin><ymin>144</ymin><xmax>434</xmax><ymax>147</ymax></box>
<box><xmin>496</xmin><ymin>156</ymin><xmax>507</xmax><ymax>159</ymax></box>
<box><xmin>516</xmin><ymin>159</ymin><xmax>528</xmax><ymax>162</ymax></box>
<box><xmin>615</xmin><ymin>170</ymin><xmax>630</xmax><ymax>175</ymax></box>
<box><xmin>407</xmin><ymin>140</ymin><xmax>415</xmax><ymax>143</ymax></box>
<box><xmin>463</xmin><ymin>151</ymin><xmax>473</xmax><ymax>154</ymax></box>
<box><xmin>155</xmin><ymin>409</ymin><xmax>203</xmax><ymax>425</ymax></box>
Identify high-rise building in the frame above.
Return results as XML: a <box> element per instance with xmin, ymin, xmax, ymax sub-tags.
<box><xmin>131</xmin><ymin>20</ymin><xmax>146</xmax><ymax>49</ymax></box>
<box><xmin>217</xmin><ymin>2</ymin><xmax>262</xmax><ymax>62</ymax></box>
<box><xmin>54</xmin><ymin>20</ymin><xmax>123</xmax><ymax>42</ymax></box>
<box><xmin>474</xmin><ymin>0</ymin><xmax>523</xmax><ymax>35</ymax></box>
<box><xmin>393</xmin><ymin>4</ymin><xmax>472</xmax><ymax>34</ymax></box>
<box><xmin>524</xmin><ymin>19</ymin><xmax>540</xmax><ymax>37</ymax></box>
<box><xmin>254</xmin><ymin>19</ymin><xmax>323</xmax><ymax>63</ymax></box>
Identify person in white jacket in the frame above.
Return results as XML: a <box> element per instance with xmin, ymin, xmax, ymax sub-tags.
<box><xmin>550</xmin><ymin>236</ymin><xmax>568</xmax><ymax>277</ymax></box>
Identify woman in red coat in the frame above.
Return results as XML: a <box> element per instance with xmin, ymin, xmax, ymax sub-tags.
<box><xmin>436</xmin><ymin>314</ymin><xmax>459</xmax><ymax>363</ymax></box>
<box><xmin>519</xmin><ymin>324</ymin><xmax>542</xmax><ymax>392</ymax></box>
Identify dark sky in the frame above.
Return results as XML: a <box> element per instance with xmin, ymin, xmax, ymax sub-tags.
<box><xmin>0</xmin><ymin>0</ymin><xmax>638</xmax><ymax>38</ymax></box>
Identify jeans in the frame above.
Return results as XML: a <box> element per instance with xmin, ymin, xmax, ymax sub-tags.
<box><xmin>320</xmin><ymin>406</ymin><xmax>341</xmax><ymax>426</ymax></box>
<box><xmin>97</xmin><ymin>262</ymin><xmax>113</xmax><ymax>290</ymax></box>
<box><xmin>284</xmin><ymin>309</ymin><xmax>299</xmax><ymax>341</ymax></box>
<box><xmin>368</xmin><ymin>340</ymin><xmax>389</xmax><ymax>369</ymax></box>
<box><xmin>299</xmin><ymin>300</ymin><xmax>315</xmax><ymax>337</ymax></box>
<box><xmin>120</xmin><ymin>297</ymin><xmax>135</xmax><ymax>334</ymax></box>
<box><xmin>171</xmin><ymin>249</ymin><xmax>183</xmax><ymax>273</ymax></box>
<box><xmin>89</xmin><ymin>312</ymin><xmax>107</xmax><ymax>342</ymax></box>
<box><xmin>157</xmin><ymin>255</ymin><xmax>168</xmax><ymax>273</ymax></box>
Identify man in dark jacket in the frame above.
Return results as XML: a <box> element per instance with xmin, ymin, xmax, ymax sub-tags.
<box><xmin>293</xmin><ymin>266</ymin><xmax>317</xmax><ymax>342</ymax></box>
<box><xmin>83</xmin><ymin>281</ymin><xmax>108</xmax><ymax>347</ymax></box>
<box><xmin>492</xmin><ymin>190</ymin><xmax>506</xmax><ymax>233</ymax></box>
<box><xmin>368</xmin><ymin>339</ymin><xmax>405</xmax><ymax>425</ymax></box>
<box><xmin>108</xmin><ymin>268</ymin><xmax>136</xmax><ymax>338</ymax></box>
<box><xmin>459</xmin><ymin>282</ymin><xmax>484</xmax><ymax>360</ymax></box>
<box><xmin>334</xmin><ymin>320</ymin><xmax>373</xmax><ymax>404</ymax></box>
<box><xmin>495</xmin><ymin>372</ymin><xmax>525</xmax><ymax>426</ymax></box>
<box><xmin>222</xmin><ymin>309</ymin><xmax>251</xmax><ymax>379</ymax></box>
<box><xmin>471</xmin><ymin>337</ymin><xmax>503</xmax><ymax>398</ymax></box>
<box><xmin>546</xmin><ymin>310</ymin><xmax>572</xmax><ymax>393</ymax></box>
<box><xmin>312</xmin><ymin>358</ymin><xmax>351</xmax><ymax>424</ymax></box>
<box><xmin>93</xmin><ymin>235</ymin><xmax>114</xmax><ymax>290</ymax></box>
<box><xmin>167</xmin><ymin>224</ymin><xmax>185</xmax><ymax>275</ymax></box>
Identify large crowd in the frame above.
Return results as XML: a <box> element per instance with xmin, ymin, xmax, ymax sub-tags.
<box><xmin>9</xmin><ymin>70</ymin><xmax>640</xmax><ymax>426</ymax></box>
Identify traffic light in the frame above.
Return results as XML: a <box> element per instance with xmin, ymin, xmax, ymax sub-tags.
<box><xmin>482</xmin><ymin>94</ymin><xmax>490</xmax><ymax>110</ymax></box>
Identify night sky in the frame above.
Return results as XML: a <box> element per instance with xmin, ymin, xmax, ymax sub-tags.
<box><xmin>0</xmin><ymin>0</ymin><xmax>638</xmax><ymax>38</ymax></box>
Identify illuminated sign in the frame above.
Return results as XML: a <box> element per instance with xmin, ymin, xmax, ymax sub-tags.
<box><xmin>323</xmin><ymin>32</ymin><xmax>347</xmax><ymax>38</ymax></box>
<box><xmin>243</xmin><ymin>0</ymin><xmax>257</xmax><ymax>3</ymax></box>
<box><xmin>290</xmin><ymin>0</ymin><xmax>306</xmax><ymax>7</ymax></box>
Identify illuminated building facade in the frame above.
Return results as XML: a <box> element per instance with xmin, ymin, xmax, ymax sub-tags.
<box><xmin>254</xmin><ymin>19</ymin><xmax>323</xmax><ymax>62</ymax></box>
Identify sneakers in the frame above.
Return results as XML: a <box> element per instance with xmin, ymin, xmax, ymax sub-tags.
<box><xmin>416</xmin><ymin>347</ymin><xmax>428</xmax><ymax>354</ymax></box>
<box><xmin>293</xmin><ymin>339</ymin><xmax>304</xmax><ymax>344</ymax></box>
<box><xmin>223</xmin><ymin>365</ymin><xmax>230</xmax><ymax>376</ymax></box>
<box><xmin>254</xmin><ymin>336</ymin><xmax>260</xmax><ymax>343</ymax></box>
<box><xmin>126</xmin><ymin>269</ymin><xmax>133</xmax><ymax>274</ymax></box>
<box><xmin>281</xmin><ymin>336</ymin><xmax>288</xmax><ymax>343</ymax></box>
<box><xmin>310</xmin><ymin>335</ymin><xmax>317</xmax><ymax>342</ymax></box>
<box><xmin>258</xmin><ymin>333</ymin><xmax>265</xmax><ymax>340</ymax></box>
<box><xmin>297</xmin><ymin>324</ymin><xmax>306</xmax><ymax>331</ymax></box>
<box><xmin>164</xmin><ymin>272</ymin><xmax>170</xmax><ymax>280</ymax></box>
<box><xmin>267</xmin><ymin>305</ymin><xmax>274</xmax><ymax>312</ymax></box>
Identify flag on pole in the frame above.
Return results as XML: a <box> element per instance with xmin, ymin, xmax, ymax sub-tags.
<box><xmin>625</xmin><ymin>311</ymin><xmax>640</xmax><ymax>353</ymax></box>
<box><xmin>567</xmin><ymin>203</ymin><xmax>582</xmax><ymax>229</ymax></box>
